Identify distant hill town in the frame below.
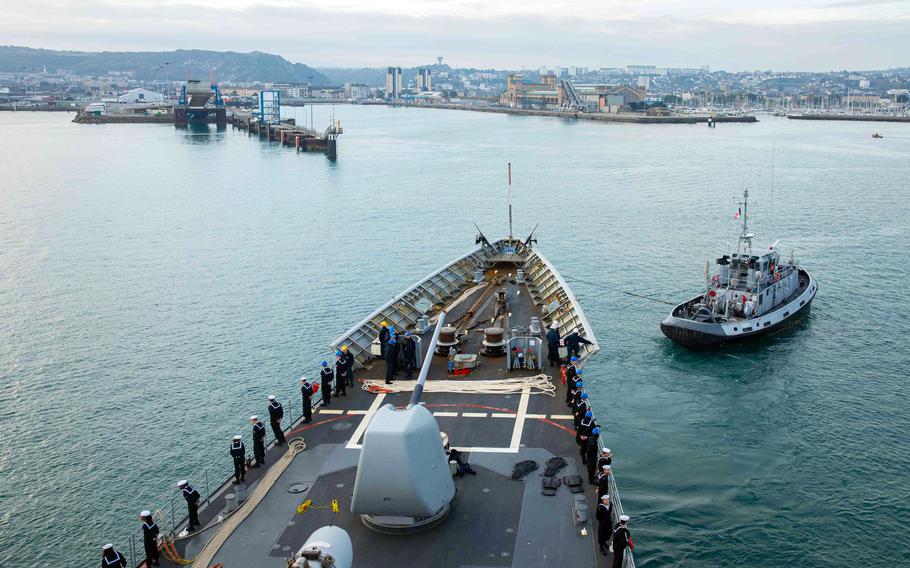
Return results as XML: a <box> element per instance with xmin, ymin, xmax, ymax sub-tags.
<box><xmin>0</xmin><ymin>46</ymin><xmax>330</xmax><ymax>85</ymax></box>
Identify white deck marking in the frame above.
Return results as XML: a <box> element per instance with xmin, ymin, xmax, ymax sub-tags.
<box><xmin>318</xmin><ymin>409</ymin><xmax>345</xmax><ymax>415</ymax></box>
<box><xmin>491</xmin><ymin>413</ymin><xmax>517</xmax><ymax>418</ymax></box>
<box><xmin>549</xmin><ymin>414</ymin><xmax>574</xmax><ymax>420</ymax></box>
<box><xmin>526</xmin><ymin>413</ymin><xmax>547</xmax><ymax>419</ymax></box>
<box><xmin>453</xmin><ymin>446</ymin><xmax>519</xmax><ymax>454</ymax></box>
<box><xmin>346</xmin><ymin>410</ymin><xmax>369</xmax><ymax>415</ymax></box>
<box><xmin>461</xmin><ymin>412</ymin><xmax>489</xmax><ymax>418</ymax></box>
<box><xmin>508</xmin><ymin>387</ymin><xmax>531</xmax><ymax>451</ymax></box>
<box><xmin>345</xmin><ymin>393</ymin><xmax>387</xmax><ymax>450</ymax></box>
<box><xmin>432</xmin><ymin>411</ymin><xmax>459</xmax><ymax>417</ymax></box>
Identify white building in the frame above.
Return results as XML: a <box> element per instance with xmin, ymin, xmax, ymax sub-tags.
<box><xmin>117</xmin><ymin>88</ymin><xmax>164</xmax><ymax>104</ymax></box>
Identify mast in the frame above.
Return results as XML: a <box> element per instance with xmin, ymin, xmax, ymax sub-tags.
<box><xmin>738</xmin><ymin>188</ymin><xmax>753</xmax><ymax>256</ymax></box>
<box><xmin>507</xmin><ymin>162</ymin><xmax>513</xmax><ymax>242</ymax></box>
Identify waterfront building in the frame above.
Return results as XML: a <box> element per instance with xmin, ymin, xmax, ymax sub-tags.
<box><xmin>417</xmin><ymin>69</ymin><xmax>432</xmax><ymax>92</ymax></box>
<box><xmin>386</xmin><ymin>67</ymin><xmax>402</xmax><ymax>99</ymax></box>
<box><xmin>499</xmin><ymin>73</ymin><xmax>558</xmax><ymax>108</ymax></box>
<box><xmin>116</xmin><ymin>88</ymin><xmax>164</xmax><ymax>104</ymax></box>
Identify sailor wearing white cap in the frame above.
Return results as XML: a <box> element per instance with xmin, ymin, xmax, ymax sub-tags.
<box><xmin>101</xmin><ymin>543</ymin><xmax>127</xmax><ymax>567</ymax></box>
<box><xmin>177</xmin><ymin>480</ymin><xmax>201</xmax><ymax>531</ymax></box>
<box><xmin>268</xmin><ymin>396</ymin><xmax>286</xmax><ymax>446</ymax></box>
<box><xmin>139</xmin><ymin>510</ymin><xmax>160</xmax><ymax>566</ymax></box>
<box><xmin>251</xmin><ymin>415</ymin><xmax>266</xmax><ymax>467</ymax></box>
<box><xmin>611</xmin><ymin>514</ymin><xmax>633</xmax><ymax>568</ymax></box>
<box><xmin>596</xmin><ymin>493</ymin><xmax>614</xmax><ymax>555</ymax></box>
<box><xmin>230</xmin><ymin>435</ymin><xmax>246</xmax><ymax>483</ymax></box>
<box><xmin>546</xmin><ymin>322</ymin><xmax>561</xmax><ymax>366</ymax></box>
<box><xmin>596</xmin><ymin>464</ymin><xmax>612</xmax><ymax>499</ymax></box>
<box><xmin>597</xmin><ymin>447</ymin><xmax>613</xmax><ymax>473</ymax></box>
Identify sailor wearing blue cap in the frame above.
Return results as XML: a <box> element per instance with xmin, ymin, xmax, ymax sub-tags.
<box><xmin>320</xmin><ymin>361</ymin><xmax>334</xmax><ymax>406</ymax></box>
<box><xmin>385</xmin><ymin>337</ymin><xmax>399</xmax><ymax>384</ymax></box>
<box><xmin>585</xmin><ymin>426</ymin><xmax>602</xmax><ymax>483</ymax></box>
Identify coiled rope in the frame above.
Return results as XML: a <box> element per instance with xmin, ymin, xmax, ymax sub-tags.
<box><xmin>361</xmin><ymin>374</ymin><xmax>556</xmax><ymax>397</ymax></box>
<box><xmin>191</xmin><ymin>438</ymin><xmax>307</xmax><ymax>568</ymax></box>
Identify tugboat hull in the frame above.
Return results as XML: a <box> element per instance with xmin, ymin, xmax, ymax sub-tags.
<box><xmin>661</xmin><ymin>269</ymin><xmax>817</xmax><ymax>348</ymax></box>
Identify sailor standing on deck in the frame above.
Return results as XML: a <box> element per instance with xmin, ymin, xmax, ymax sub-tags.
<box><xmin>385</xmin><ymin>338</ymin><xmax>398</xmax><ymax>384</ymax></box>
<box><xmin>177</xmin><ymin>480</ymin><xmax>201</xmax><ymax>531</ymax></box>
<box><xmin>334</xmin><ymin>351</ymin><xmax>348</xmax><ymax>397</ymax></box>
<box><xmin>251</xmin><ymin>416</ymin><xmax>266</xmax><ymax>467</ymax></box>
<box><xmin>268</xmin><ymin>396</ymin><xmax>286</xmax><ymax>446</ymax></box>
<box><xmin>585</xmin><ymin>429</ymin><xmax>602</xmax><ymax>483</ymax></box>
<box><xmin>101</xmin><ymin>543</ymin><xmax>127</xmax><ymax>568</ymax></box>
<box><xmin>564</xmin><ymin>332</ymin><xmax>593</xmax><ymax>359</ymax></box>
<box><xmin>546</xmin><ymin>322</ymin><xmax>561</xmax><ymax>366</ymax></box>
<box><xmin>139</xmin><ymin>511</ymin><xmax>160</xmax><ymax>566</ymax></box>
<box><xmin>341</xmin><ymin>345</ymin><xmax>355</xmax><ymax>387</ymax></box>
<box><xmin>596</xmin><ymin>495</ymin><xmax>614</xmax><ymax>555</ymax></box>
<box><xmin>300</xmin><ymin>377</ymin><xmax>313</xmax><ymax>423</ymax></box>
<box><xmin>611</xmin><ymin>515</ymin><xmax>633</xmax><ymax>568</ymax></box>
<box><xmin>402</xmin><ymin>332</ymin><xmax>418</xmax><ymax>380</ymax></box>
<box><xmin>319</xmin><ymin>361</ymin><xmax>334</xmax><ymax>406</ymax></box>
<box><xmin>597</xmin><ymin>448</ymin><xmax>613</xmax><ymax>471</ymax></box>
<box><xmin>230</xmin><ymin>435</ymin><xmax>246</xmax><ymax>483</ymax></box>
<box><xmin>378</xmin><ymin>321</ymin><xmax>390</xmax><ymax>358</ymax></box>
<box><xmin>596</xmin><ymin>465</ymin><xmax>612</xmax><ymax>499</ymax></box>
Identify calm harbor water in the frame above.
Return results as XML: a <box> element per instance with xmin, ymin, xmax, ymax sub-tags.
<box><xmin>1</xmin><ymin>107</ymin><xmax>909</xmax><ymax>567</ymax></box>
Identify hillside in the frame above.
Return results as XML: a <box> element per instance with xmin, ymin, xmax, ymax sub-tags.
<box><xmin>0</xmin><ymin>46</ymin><xmax>330</xmax><ymax>84</ymax></box>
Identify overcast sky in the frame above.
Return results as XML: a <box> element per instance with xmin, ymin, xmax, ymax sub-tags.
<box><xmin>2</xmin><ymin>0</ymin><xmax>908</xmax><ymax>70</ymax></box>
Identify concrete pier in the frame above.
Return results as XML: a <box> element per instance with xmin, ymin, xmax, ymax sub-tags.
<box><xmin>230</xmin><ymin>111</ymin><xmax>340</xmax><ymax>159</ymax></box>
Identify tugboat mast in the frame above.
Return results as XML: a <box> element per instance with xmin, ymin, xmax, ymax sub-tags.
<box><xmin>507</xmin><ymin>162</ymin><xmax>513</xmax><ymax>242</ymax></box>
<box><xmin>737</xmin><ymin>188</ymin><xmax>754</xmax><ymax>256</ymax></box>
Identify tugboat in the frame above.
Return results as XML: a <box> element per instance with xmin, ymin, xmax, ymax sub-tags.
<box><xmin>872</xmin><ymin>133</ymin><xmax>884</xmax><ymax>139</ymax></box>
<box><xmin>661</xmin><ymin>189</ymin><xmax>817</xmax><ymax>348</ymax></box>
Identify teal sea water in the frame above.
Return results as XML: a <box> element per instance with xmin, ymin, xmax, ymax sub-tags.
<box><xmin>1</xmin><ymin>108</ymin><xmax>909</xmax><ymax>567</ymax></box>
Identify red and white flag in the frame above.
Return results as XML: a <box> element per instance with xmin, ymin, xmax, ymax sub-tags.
<box><xmin>733</xmin><ymin>208</ymin><xmax>741</xmax><ymax>220</ymax></box>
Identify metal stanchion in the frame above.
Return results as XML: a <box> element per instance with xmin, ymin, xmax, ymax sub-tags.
<box><xmin>205</xmin><ymin>469</ymin><xmax>211</xmax><ymax>505</ymax></box>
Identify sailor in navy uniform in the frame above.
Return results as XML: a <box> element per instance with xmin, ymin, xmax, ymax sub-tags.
<box><xmin>341</xmin><ymin>347</ymin><xmax>355</xmax><ymax>387</ymax></box>
<box><xmin>230</xmin><ymin>435</ymin><xmax>246</xmax><ymax>483</ymax></box>
<box><xmin>574</xmin><ymin>395</ymin><xmax>591</xmax><ymax>429</ymax></box>
<box><xmin>611</xmin><ymin>514</ymin><xmax>632</xmax><ymax>568</ymax></box>
<box><xmin>596</xmin><ymin>464</ymin><xmax>612</xmax><ymax>500</ymax></box>
<box><xmin>334</xmin><ymin>352</ymin><xmax>348</xmax><ymax>396</ymax></box>
<box><xmin>178</xmin><ymin>479</ymin><xmax>201</xmax><ymax>531</ymax></box>
<box><xmin>596</xmin><ymin>494</ymin><xmax>614</xmax><ymax>555</ymax></box>
<box><xmin>101</xmin><ymin>543</ymin><xmax>127</xmax><ymax>567</ymax></box>
<box><xmin>268</xmin><ymin>395</ymin><xmax>286</xmax><ymax>446</ymax></box>
<box><xmin>251</xmin><ymin>416</ymin><xmax>266</xmax><ymax>467</ymax></box>
<box><xmin>568</xmin><ymin>379</ymin><xmax>583</xmax><ymax>407</ymax></box>
<box><xmin>320</xmin><ymin>361</ymin><xmax>334</xmax><ymax>406</ymax></box>
<box><xmin>378</xmin><ymin>321</ymin><xmax>390</xmax><ymax>358</ymax></box>
<box><xmin>597</xmin><ymin>447</ymin><xmax>613</xmax><ymax>472</ymax></box>
<box><xmin>401</xmin><ymin>332</ymin><xmax>418</xmax><ymax>380</ymax></box>
<box><xmin>139</xmin><ymin>510</ymin><xmax>160</xmax><ymax>566</ymax></box>
<box><xmin>546</xmin><ymin>322</ymin><xmax>561</xmax><ymax>366</ymax></box>
<box><xmin>576</xmin><ymin>412</ymin><xmax>597</xmax><ymax>460</ymax></box>
<box><xmin>300</xmin><ymin>377</ymin><xmax>313</xmax><ymax>423</ymax></box>
<box><xmin>585</xmin><ymin>428</ymin><xmax>602</xmax><ymax>483</ymax></box>
<box><xmin>385</xmin><ymin>338</ymin><xmax>398</xmax><ymax>384</ymax></box>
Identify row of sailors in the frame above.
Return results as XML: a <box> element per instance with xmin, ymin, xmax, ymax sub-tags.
<box><xmin>564</xmin><ymin>356</ymin><xmax>634</xmax><ymax>564</ymax></box>
<box><xmin>102</xmin><ymin>350</ymin><xmax>362</xmax><ymax>565</ymax></box>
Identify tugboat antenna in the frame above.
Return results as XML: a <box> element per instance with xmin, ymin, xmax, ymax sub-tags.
<box><xmin>507</xmin><ymin>162</ymin><xmax>513</xmax><ymax>242</ymax></box>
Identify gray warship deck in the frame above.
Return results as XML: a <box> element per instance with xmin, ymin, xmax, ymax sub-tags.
<box><xmin>151</xmin><ymin>240</ymin><xmax>632</xmax><ymax>568</ymax></box>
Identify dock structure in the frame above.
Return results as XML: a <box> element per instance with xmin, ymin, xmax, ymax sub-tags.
<box><xmin>230</xmin><ymin>111</ymin><xmax>342</xmax><ymax>160</ymax></box>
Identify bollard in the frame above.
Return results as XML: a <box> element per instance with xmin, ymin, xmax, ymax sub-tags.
<box><xmin>225</xmin><ymin>493</ymin><xmax>238</xmax><ymax>512</ymax></box>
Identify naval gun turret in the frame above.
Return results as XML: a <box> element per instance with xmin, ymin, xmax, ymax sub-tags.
<box><xmin>350</xmin><ymin>315</ymin><xmax>456</xmax><ymax>533</ymax></box>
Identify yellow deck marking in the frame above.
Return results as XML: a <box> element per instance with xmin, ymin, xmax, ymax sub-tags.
<box><xmin>318</xmin><ymin>409</ymin><xmax>344</xmax><ymax>415</ymax></box>
<box><xmin>549</xmin><ymin>414</ymin><xmax>574</xmax><ymax>420</ymax></box>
